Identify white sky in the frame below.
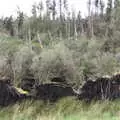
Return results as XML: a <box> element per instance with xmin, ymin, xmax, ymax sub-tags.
<box><xmin>0</xmin><ymin>0</ymin><xmax>107</xmax><ymax>18</ymax></box>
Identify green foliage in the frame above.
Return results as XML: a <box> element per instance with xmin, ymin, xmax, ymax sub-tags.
<box><xmin>3</xmin><ymin>16</ymin><xmax>14</xmax><ymax>36</ymax></box>
<box><xmin>0</xmin><ymin>35</ymin><xmax>120</xmax><ymax>85</ymax></box>
<box><xmin>31</xmin><ymin>42</ymin><xmax>77</xmax><ymax>83</ymax></box>
<box><xmin>13</xmin><ymin>44</ymin><xmax>36</xmax><ymax>82</ymax></box>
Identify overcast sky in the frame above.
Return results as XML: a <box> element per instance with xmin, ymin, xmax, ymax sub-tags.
<box><xmin>0</xmin><ymin>0</ymin><xmax>107</xmax><ymax>17</ymax></box>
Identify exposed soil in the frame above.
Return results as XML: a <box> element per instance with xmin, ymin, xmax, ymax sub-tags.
<box><xmin>0</xmin><ymin>74</ymin><xmax>120</xmax><ymax>106</ymax></box>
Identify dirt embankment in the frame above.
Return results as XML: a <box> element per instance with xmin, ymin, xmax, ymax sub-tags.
<box><xmin>79</xmin><ymin>74</ymin><xmax>120</xmax><ymax>101</ymax></box>
<box><xmin>0</xmin><ymin>74</ymin><xmax>120</xmax><ymax>106</ymax></box>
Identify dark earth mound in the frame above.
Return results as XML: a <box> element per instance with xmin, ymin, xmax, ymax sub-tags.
<box><xmin>0</xmin><ymin>78</ymin><xmax>29</xmax><ymax>106</ymax></box>
<box><xmin>18</xmin><ymin>71</ymin><xmax>38</xmax><ymax>92</ymax></box>
<box><xmin>50</xmin><ymin>76</ymin><xmax>67</xmax><ymax>84</ymax></box>
<box><xmin>1</xmin><ymin>74</ymin><xmax>120</xmax><ymax>106</ymax></box>
<box><xmin>33</xmin><ymin>83</ymin><xmax>76</xmax><ymax>102</ymax></box>
<box><xmin>79</xmin><ymin>74</ymin><xmax>120</xmax><ymax>101</ymax></box>
<box><xmin>20</xmin><ymin>76</ymin><xmax>36</xmax><ymax>92</ymax></box>
<box><xmin>19</xmin><ymin>76</ymin><xmax>77</xmax><ymax>102</ymax></box>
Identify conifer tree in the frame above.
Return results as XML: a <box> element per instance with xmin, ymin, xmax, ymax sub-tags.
<box><xmin>17</xmin><ymin>9</ymin><xmax>24</xmax><ymax>38</ymax></box>
<box><xmin>95</xmin><ymin>0</ymin><xmax>99</xmax><ymax>15</ymax></box>
<box><xmin>50</xmin><ymin>0</ymin><xmax>57</xmax><ymax>20</ymax></box>
<box><xmin>99</xmin><ymin>0</ymin><xmax>105</xmax><ymax>18</ymax></box>
<box><xmin>59</xmin><ymin>0</ymin><xmax>62</xmax><ymax>22</ymax></box>
<box><xmin>106</xmin><ymin>0</ymin><xmax>113</xmax><ymax>23</ymax></box>
<box><xmin>37</xmin><ymin>1</ymin><xmax>44</xmax><ymax>19</ymax></box>
<box><xmin>46</xmin><ymin>0</ymin><xmax>51</xmax><ymax>20</ymax></box>
<box><xmin>32</xmin><ymin>3</ymin><xmax>37</xmax><ymax>18</ymax></box>
<box><xmin>4</xmin><ymin>16</ymin><xmax>14</xmax><ymax>36</ymax></box>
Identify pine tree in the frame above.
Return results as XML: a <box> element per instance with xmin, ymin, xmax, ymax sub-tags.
<box><xmin>59</xmin><ymin>0</ymin><xmax>62</xmax><ymax>22</ymax></box>
<box><xmin>106</xmin><ymin>0</ymin><xmax>113</xmax><ymax>23</ymax></box>
<box><xmin>114</xmin><ymin>0</ymin><xmax>120</xmax><ymax>8</ymax></box>
<box><xmin>63</xmin><ymin>0</ymin><xmax>68</xmax><ymax>20</ymax></box>
<box><xmin>71</xmin><ymin>9</ymin><xmax>76</xmax><ymax>37</ymax></box>
<box><xmin>95</xmin><ymin>0</ymin><xmax>99</xmax><ymax>15</ymax></box>
<box><xmin>76</xmin><ymin>11</ymin><xmax>83</xmax><ymax>35</ymax></box>
<box><xmin>4</xmin><ymin>16</ymin><xmax>14</xmax><ymax>36</ymax></box>
<box><xmin>99</xmin><ymin>0</ymin><xmax>105</xmax><ymax>18</ymax></box>
<box><xmin>87</xmin><ymin>0</ymin><xmax>93</xmax><ymax>38</ymax></box>
<box><xmin>50</xmin><ymin>0</ymin><xmax>57</xmax><ymax>20</ymax></box>
<box><xmin>37</xmin><ymin>1</ymin><xmax>44</xmax><ymax>19</ymax></box>
<box><xmin>32</xmin><ymin>3</ymin><xmax>37</xmax><ymax>18</ymax></box>
<box><xmin>63</xmin><ymin>0</ymin><xmax>68</xmax><ymax>12</ymax></box>
<box><xmin>46</xmin><ymin>0</ymin><xmax>51</xmax><ymax>20</ymax></box>
<box><xmin>17</xmin><ymin>9</ymin><xmax>24</xmax><ymax>38</ymax></box>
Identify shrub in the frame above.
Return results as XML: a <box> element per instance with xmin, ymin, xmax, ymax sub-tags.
<box><xmin>31</xmin><ymin>42</ymin><xmax>77</xmax><ymax>84</ymax></box>
<box><xmin>13</xmin><ymin>44</ymin><xmax>36</xmax><ymax>83</ymax></box>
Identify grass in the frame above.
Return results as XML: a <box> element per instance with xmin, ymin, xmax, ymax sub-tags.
<box><xmin>0</xmin><ymin>98</ymin><xmax>120</xmax><ymax>120</ymax></box>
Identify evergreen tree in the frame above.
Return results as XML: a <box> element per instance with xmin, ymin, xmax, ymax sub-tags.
<box><xmin>87</xmin><ymin>0</ymin><xmax>93</xmax><ymax>38</ymax></box>
<box><xmin>106</xmin><ymin>0</ymin><xmax>113</xmax><ymax>23</ymax></box>
<box><xmin>95</xmin><ymin>0</ymin><xmax>99</xmax><ymax>15</ymax></box>
<box><xmin>32</xmin><ymin>3</ymin><xmax>37</xmax><ymax>18</ymax></box>
<box><xmin>59</xmin><ymin>0</ymin><xmax>62</xmax><ymax>22</ymax></box>
<box><xmin>114</xmin><ymin>0</ymin><xmax>120</xmax><ymax>8</ymax></box>
<box><xmin>17</xmin><ymin>9</ymin><xmax>24</xmax><ymax>38</ymax></box>
<box><xmin>63</xmin><ymin>0</ymin><xmax>68</xmax><ymax>11</ymax></box>
<box><xmin>46</xmin><ymin>0</ymin><xmax>51</xmax><ymax>20</ymax></box>
<box><xmin>50</xmin><ymin>0</ymin><xmax>57</xmax><ymax>20</ymax></box>
<box><xmin>63</xmin><ymin>0</ymin><xmax>68</xmax><ymax>20</ymax></box>
<box><xmin>99</xmin><ymin>0</ymin><xmax>105</xmax><ymax>18</ymax></box>
<box><xmin>37</xmin><ymin>1</ymin><xmax>44</xmax><ymax>19</ymax></box>
<box><xmin>4</xmin><ymin>16</ymin><xmax>14</xmax><ymax>36</ymax></box>
<box><xmin>76</xmin><ymin>11</ymin><xmax>83</xmax><ymax>35</ymax></box>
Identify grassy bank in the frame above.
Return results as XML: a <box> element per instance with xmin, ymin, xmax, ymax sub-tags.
<box><xmin>0</xmin><ymin>98</ymin><xmax>120</xmax><ymax>120</ymax></box>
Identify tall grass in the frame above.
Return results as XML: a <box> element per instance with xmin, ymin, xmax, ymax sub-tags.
<box><xmin>0</xmin><ymin>98</ymin><xmax>120</xmax><ymax>120</ymax></box>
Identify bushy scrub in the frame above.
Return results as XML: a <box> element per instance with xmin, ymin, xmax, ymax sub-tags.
<box><xmin>0</xmin><ymin>38</ymin><xmax>23</xmax><ymax>79</ymax></box>
<box><xmin>31</xmin><ymin>42</ymin><xmax>77</xmax><ymax>84</ymax></box>
<box><xmin>65</xmin><ymin>38</ymin><xmax>120</xmax><ymax>81</ymax></box>
<box><xmin>0</xmin><ymin>35</ymin><xmax>120</xmax><ymax>85</ymax></box>
<box><xmin>94</xmin><ymin>53</ymin><xmax>120</xmax><ymax>77</ymax></box>
<box><xmin>13</xmin><ymin>44</ymin><xmax>36</xmax><ymax>83</ymax></box>
<box><xmin>0</xmin><ymin>55</ymin><xmax>7</xmax><ymax>77</ymax></box>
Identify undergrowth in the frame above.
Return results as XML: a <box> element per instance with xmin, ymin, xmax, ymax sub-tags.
<box><xmin>0</xmin><ymin>98</ymin><xmax>120</xmax><ymax>120</ymax></box>
<box><xmin>0</xmin><ymin>36</ymin><xmax>120</xmax><ymax>86</ymax></box>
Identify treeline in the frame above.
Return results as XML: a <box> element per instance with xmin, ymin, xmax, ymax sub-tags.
<box><xmin>0</xmin><ymin>0</ymin><xmax>120</xmax><ymax>51</ymax></box>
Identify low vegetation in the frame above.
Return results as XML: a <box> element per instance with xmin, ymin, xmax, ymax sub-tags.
<box><xmin>0</xmin><ymin>35</ymin><xmax>120</xmax><ymax>86</ymax></box>
<box><xmin>0</xmin><ymin>98</ymin><xmax>120</xmax><ymax>120</ymax></box>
